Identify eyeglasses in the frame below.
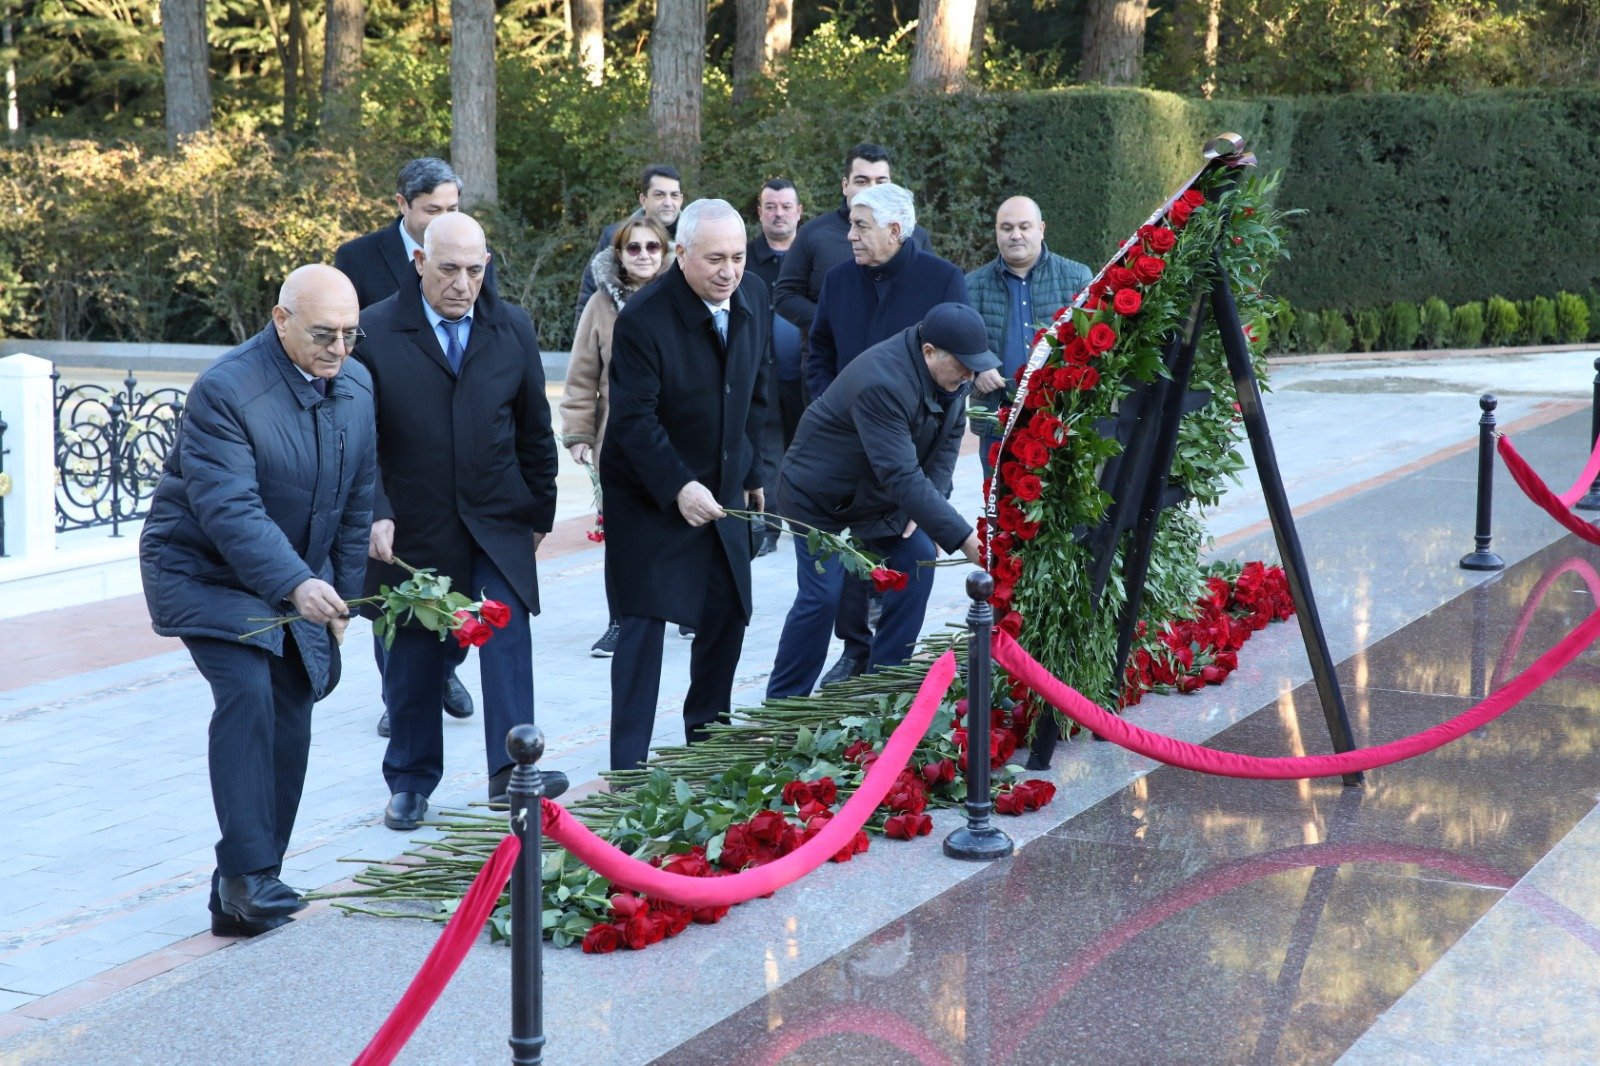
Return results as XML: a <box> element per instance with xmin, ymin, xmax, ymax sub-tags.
<box><xmin>307</xmin><ymin>326</ymin><xmax>365</xmax><ymax>349</ymax></box>
<box><xmin>286</xmin><ymin>310</ymin><xmax>364</xmax><ymax>350</ymax></box>
<box><xmin>625</xmin><ymin>241</ymin><xmax>663</xmax><ymax>255</ymax></box>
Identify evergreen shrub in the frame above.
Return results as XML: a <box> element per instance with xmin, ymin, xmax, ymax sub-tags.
<box><xmin>1352</xmin><ymin>309</ymin><xmax>1382</xmax><ymax>351</ymax></box>
<box><xmin>1320</xmin><ymin>309</ymin><xmax>1353</xmax><ymax>353</ymax></box>
<box><xmin>1451</xmin><ymin>302</ymin><xmax>1486</xmax><ymax>347</ymax></box>
<box><xmin>1419</xmin><ymin>297</ymin><xmax>1452</xmax><ymax>348</ymax></box>
<box><xmin>1382</xmin><ymin>301</ymin><xmax>1420</xmax><ymax>350</ymax></box>
<box><xmin>1485</xmin><ymin>297</ymin><xmax>1521</xmax><ymax>345</ymax></box>
<box><xmin>1295</xmin><ymin>307</ymin><xmax>1324</xmax><ymax>353</ymax></box>
<box><xmin>1554</xmin><ymin>293</ymin><xmax>1589</xmax><ymax>344</ymax></box>
<box><xmin>1525</xmin><ymin>296</ymin><xmax>1558</xmax><ymax>345</ymax></box>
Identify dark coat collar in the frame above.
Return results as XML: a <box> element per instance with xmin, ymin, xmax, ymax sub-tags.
<box><xmin>663</xmin><ymin>260</ymin><xmax>753</xmax><ymax>332</ymax></box>
<box><xmin>748</xmin><ymin>232</ymin><xmax>789</xmax><ymax>265</ymax></box>
<box><xmin>388</xmin><ymin>271</ymin><xmax>504</xmax><ymax>377</ymax></box>
<box><xmin>864</xmin><ymin>237</ymin><xmax>917</xmax><ymax>282</ymax></box>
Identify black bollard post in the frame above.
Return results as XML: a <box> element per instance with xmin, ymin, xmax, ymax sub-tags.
<box><xmin>506</xmin><ymin>725</ymin><xmax>546</xmax><ymax>1066</ymax></box>
<box><xmin>944</xmin><ymin>571</ymin><xmax>1016</xmax><ymax>862</ymax></box>
<box><xmin>1577</xmin><ymin>357</ymin><xmax>1600</xmax><ymax>511</ymax></box>
<box><xmin>1460</xmin><ymin>394</ymin><xmax>1505</xmax><ymax>572</ymax></box>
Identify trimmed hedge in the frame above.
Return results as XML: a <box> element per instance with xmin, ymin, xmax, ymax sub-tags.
<box><xmin>3</xmin><ymin>84</ymin><xmax>1599</xmax><ymax>347</ymax></box>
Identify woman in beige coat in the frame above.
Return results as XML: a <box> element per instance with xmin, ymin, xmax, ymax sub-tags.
<box><xmin>561</xmin><ymin>216</ymin><xmax>673</xmax><ymax>656</ymax></box>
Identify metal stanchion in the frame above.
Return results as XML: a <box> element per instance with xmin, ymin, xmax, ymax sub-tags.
<box><xmin>506</xmin><ymin>725</ymin><xmax>546</xmax><ymax>1065</ymax></box>
<box><xmin>1577</xmin><ymin>357</ymin><xmax>1600</xmax><ymax>511</ymax></box>
<box><xmin>944</xmin><ymin>571</ymin><xmax>1015</xmax><ymax>862</ymax></box>
<box><xmin>1460</xmin><ymin>394</ymin><xmax>1505</xmax><ymax>572</ymax></box>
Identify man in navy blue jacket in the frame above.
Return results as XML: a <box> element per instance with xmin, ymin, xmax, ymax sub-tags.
<box><xmin>802</xmin><ymin>183</ymin><xmax>970</xmax><ymax>684</ymax></box>
<box><xmin>140</xmin><ymin>265</ymin><xmax>376</xmax><ymax>937</ymax></box>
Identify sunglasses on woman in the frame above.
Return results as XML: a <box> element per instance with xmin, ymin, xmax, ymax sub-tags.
<box><xmin>625</xmin><ymin>241</ymin><xmax>663</xmax><ymax>255</ymax></box>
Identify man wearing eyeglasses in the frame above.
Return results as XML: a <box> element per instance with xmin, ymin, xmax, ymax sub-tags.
<box><xmin>354</xmin><ymin>212</ymin><xmax>568</xmax><ymax>833</ymax></box>
<box><xmin>140</xmin><ymin>265</ymin><xmax>377</xmax><ymax>937</ymax></box>
<box><xmin>334</xmin><ymin>156</ymin><xmax>486</xmax><ymax>736</ymax></box>
<box><xmin>574</xmin><ymin>163</ymin><xmax>684</xmax><ymax>330</ymax></box>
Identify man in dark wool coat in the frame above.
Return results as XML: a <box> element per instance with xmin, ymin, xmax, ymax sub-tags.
<box><xmin>355</xmin><ymin>212</ymin><xmax>567</xmax><ymax>832</ymax></box>
<box><xmin>601</xmin><ymin>198</ymin><xmax>771</xmax><ymax>771</ymax></box>
<box><xmin>140</xmin><ymin>264</ymin><xmax>376</xmax><ymax>937</ymax></box>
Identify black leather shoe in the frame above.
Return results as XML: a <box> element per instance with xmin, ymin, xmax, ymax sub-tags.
<box><xmin>443</xmin><ymin>671</ymin><xmax>475</xmax><ymax>719</ymax></box>
<box><xmin>218</xmin><ymin>872</ymin><xmax>306</xmax><ymax>923</ymax></box>
<box><xmin>756</xmin><ymin>534</ymin><xmax>779</xmax><ymax>558</ymax></box>
<box><xmin>211</xmin><ymin>910</ymin><xmax>292</xmax><ymax>938</ymax></box>
<box><xmin>384</xmin><ymin>792</ymin><xmax>429</xmax><ymax>830</ymax></box>
<box><xmin>487</xmin><ymin>768</ymin><xmax>569</xmax><ymax>807</ymax></box>
<box><xmin>377</xmin><ymin>710</ymin><xmax>391</xmax><ymax>738</ymax></box>
<box><xmin>818</xmin><ymin>654</ymin><xmax>866</xmax><ymax>688</ymax></box>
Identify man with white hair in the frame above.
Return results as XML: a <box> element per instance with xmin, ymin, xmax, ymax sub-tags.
<box><xmin>355</xmin><ymin>211</ymin><xmax>567</xmax><ymax>831</ymax></box>
<box><xmin>600</xmin><ymin>198</ymin><xmax>772</xmax><ymax>770</ymax></box>
<box><xmin>802</xmin><ymin>182</ymin><xmax>970</xmax><ymax>687</ymax></box>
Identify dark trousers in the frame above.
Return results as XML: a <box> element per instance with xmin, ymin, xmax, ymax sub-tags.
<box><xmin>184</xmin><ymin>635</ymin><xmax>313</xmax><ymax>880</ymax></box>
<box><xmin>610</xmin><ymin>552</ymin><xmax>746</xmax><ymax>770</ymax></box>
<box><xmin>834</xmin><ymin>576</ymin><xmax>873</xmax><ymax>660</ymax></box>
<box><xmin>758</xmin><ymin>376</ymin><xmax>808</xmax><ymax>537</ymax></box>
<box><xmin>767</xmin><ymin>527</ymin><xmax>939</xmax><ymax>698</ymax></box>
<box><xmin>381</xmin><ymin>549</ymin><xmax>533</xmax><ymax>796</ymax></box>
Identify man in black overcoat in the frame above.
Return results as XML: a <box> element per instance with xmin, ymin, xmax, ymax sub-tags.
<box><xmin>354</xmin><ymin>212</ymin><xmax>566</xmax><ymax>831</ymax></box>
<box><xmin>601</xmin><ymin>198</ymin><xmax>771</xmax><ymax>771</ymax></box>
<box><xmin>333</xmin><ymin>155</ymin><xmax>486</xmax><ymax>733</ymax></box>
<box><xmin>140</xmin><ymin>265</ymin><xmax>376</xmax><ymax>936</ymax></box>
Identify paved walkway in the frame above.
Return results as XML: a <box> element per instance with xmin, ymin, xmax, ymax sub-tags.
<box><xmin>0</xmin><ymin>348</ymin><xmax>1596</xmax><ymax>1058</ymax></box>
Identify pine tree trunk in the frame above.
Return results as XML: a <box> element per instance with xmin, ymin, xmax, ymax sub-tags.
<box><xmin>1080</xmin><ymin>0</ymin><xmax>1149</xmax><ymax>86</ymax></box>
<box><xmin>768</xmin><ymin>0</ymin><xmax>792</xmax><ymax>61</ymax></box>
<box><xmin>969</xmin><ymin>0</ymin><xmax>990</xmax><ymax>70</ymax></box>
<box><xmin>284</xmin><ymin>0</ymin><xmax>303</xmax><ymax>130</ymax></box>
<box><xmin>732</xmin><ymin>0</ymin><xmax>765</xmax><ymax>105</ymax></box>
<box><xmin>571</xmin><ymin>0</ymin><xmax>604</xmax><ymax>86</ymax></box>
<box><xmin>1201</xmin><ymin>0</ymin><xmax>1222</xmax><ymax>98</ymax></box>
<box><xmin>3</xmin><ymin>14</ymin><xmax>20</xmax><ymax>136</ymax></box>
<box><xmin>160</xmin><ymin>0</ymin><xmax>213</xmax><ymax>148</ymax></box>
<box><xmin>320</xmin><ymin>0</ymin><xmax>365</xmax><ymax>133</ymax></box>
<box><xmin>451</xmin><ymin>0</ymin><xmax>498</xmax><ymax>207</ymax></box>
<box><xmin>909</xmin><ymin>0</ymin><xmax>977</xmax><ymax>92</ymax></box>
<box><xmin>649</xmin><ymin>0</ymin><xmax>705</xmax><ymax>165</ymax></box>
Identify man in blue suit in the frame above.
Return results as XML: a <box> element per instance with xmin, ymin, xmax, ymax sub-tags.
<box><xmin>140</xmin><ymin>265</ymin><xmax>377</xmax><ymax>937</ymax></box>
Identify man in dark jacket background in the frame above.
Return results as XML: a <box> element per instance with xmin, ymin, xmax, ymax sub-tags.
<box><xmin>771</xmin><ymin>142</ymin><xmax>931</xmax><ymax>398</ymax></box>
<box><xmin>966</xmin><ymin>195</ymin><xmax>1093</xmax><ymax>477</ymax></box>
<box><xmin>802</xmin><ymin>180</ymin><xmax>970</xmax><ymax>686</ymax></box>
<box><xmin>746</xmin><ymin>177</ymin><xmax>804</xmax><ymax>556</ymax></box>
<box><xmin>766</xmin><ymin>303</ymin><xmax>990</xmax><ymax>698</ymax></box>
<box><xmin>139</xmin><ymin>264</ymin><xmax>376</xmax><ymax>937</ymax></box>
<box><xmin>601</xmin><ymin>198</ymin><xmax>770</xmax><ymax>770</ymax></box>
<box><xmin>356</xmin><ymin>212</ymin><xmax>566</xmax><ymax>832</ymax></box>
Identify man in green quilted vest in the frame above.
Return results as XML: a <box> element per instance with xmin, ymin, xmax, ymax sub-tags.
<box><xmin>964</xmin><ymin>196</ymin><xmax>1093</xmax><ymax>478</ymax></box>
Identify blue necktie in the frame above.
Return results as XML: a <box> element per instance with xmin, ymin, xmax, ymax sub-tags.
<box><xmin>713</xmin><ymin>308</ymin><xmax>729</xmax><ymax>344</ymax></box>
<box><xmin>442</xmin><ymin>319</ymin><xmax>465</xmax><ymax>374</ymax></box>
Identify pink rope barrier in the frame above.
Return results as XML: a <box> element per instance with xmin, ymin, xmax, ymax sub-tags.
<box><xmin>352</xmin><ymin>833</ymin><xmax>521</xmax><ymax>1066</ymax></box>
<box><xmin>540</xmin><ymin>651</ymin><xmax>959</xmax><ymax>907</ymax></box>
<box><xmin>991</xmin><ymin>613</ymin><xmax>1600</xmax><ymax>779</ymax></box>
<box><xmin>1554</xmin><ymin>430</ymin><xmax>1600</xmax><ymax>508</ymax></box>
<box><xmin>1498</xmin><ymin>434</ymin><xmax>1600</xmax><ymax>547</ymax></box>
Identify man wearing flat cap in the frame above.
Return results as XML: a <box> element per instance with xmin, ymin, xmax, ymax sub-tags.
<box><xmin>766</xmin><ymin>303</ymin><xmax>991</xmax><ymax>697</ymax></box>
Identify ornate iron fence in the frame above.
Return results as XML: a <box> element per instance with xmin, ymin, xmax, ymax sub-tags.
<box><xmin>53</xmin><ymin>368</ymin><xmax>186</xmax><ymax>536</ymax></box>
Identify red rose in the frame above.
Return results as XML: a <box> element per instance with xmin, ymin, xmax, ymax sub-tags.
<box><xmin>781</xmin><ymin>780</ymin><xmax>814</xmax><ymax>807</ymax></box>
<box><xmin>884</xmin><ymin>813</ymin><xmax>915</xmax><ymax>839</ymax></box>
<box><xmin>870</xmin><ymin>567</ymin><xmax>908</xmax><ymax>593</ymax></box>
<box><xmin>797</xmin><ymin>800</ymin><xmax>830</xmax><ymax>821</ymax></box>
<box><xmin>1013</xmin><ymin>473</ymin><xmax>1043</xmax><ymax>501</ymax></box>
<box><xmin>586</xmin><ymin>529</ymin><xmax>605</xmax><ymax>542</ymax></box>
<box><xmin>1016</xmin><ymin>438</ymin><xmax>1050</xmax><ymax>469</ymax></box>
<box><xmin>692</xmin><ymin>903</ymin><xmax>730</xmax><ymax>924</ymax></box>
<box><xmin>1146</xmin><ymin>227</ymin><xmax>1177</xmax><ymax>253</ymax></box>
<box><xmin>1023</xmin><ymin>385</ymin><xmax>1054</xmax><ymax>410</ymax></box>
<box><xmin>479</xmin><ymin>599</ymin><xmax>511</xmax><ymax>629</ymax></box>
<box><xmin>609</xmin><ymin>894</ymin><xmax>645</xmax><ymax>920</ymax></box>
<box><xmin>581</xmin><ymin>923</ymin><xmax>622</xmax><ymax>954</ymax></box>
<box><xmin>1053</xmin><ymin>319</ymin><xmax>1077</xmax><ymax>343</ymax></box>
<box><xmin>986</xmin><ymin>440</ymin><xmax>1003</xmax><ymax>468</ymax></box>
<box><xmin>1176</xmin><ymin>674</ymin><xmax>1205</xmax><ymax>693</ymax></box>
<box><xmin>452</xmin><ymin>613</ymin><xmax>492</xmax><ymax>648</ymax></box>
<box><xmin>994</xmin><ymin>791</ymin><xmax>1023</xmax><ymax>815</ymax></box>
<box><xmin>996</xmin><ymin>612</ymin><xmax>1024</xmax><ymax>638</ymax></box>
<box><xmin>844</xmin><ymin>739</ymin><xmax>874</xmax><ymax>763</ymax></box>
<box><xmin>1169</xmin><ymin>199</ymin><xmax>1194</xmax><ymax>227</ymax></box>
<box><xmin>1107</xmin><ymin>266</ymin><xmax>1138</xmax><ymax>291</ymax></box>
<box><xmin>1086</xmin><ymin>322</ymin><xmax>1118</xmax><ymax>353</ymax></box>
<box><xmin>623</xmin><ymin>912</ymin><xmax>655</xmax><ymax>950</ymax></box>
<box><xmin>811</xmin><ymin>777</ymin><xmax>838</xmax><ymax>805</ymax></box>
<box><xmin>1063</xmin><ymin>337</ymin><xmax>1091</xmax><ymax>363</ymax></box>
<box><xmin>1131</xmin><ymin>256</ymin><xmax>1166</xmax><ymax>285</ymax></box>
<box><xmin>747</xmin><ymin>809</ymin><xmax>789</xmax><ymax>846</ymax></box>
<box><xmin>1181</xmin><ymin>188</ymin><xmax>1206</xmax><ymax>207</ymax></box>
<box><xmin>1200</xmin><ymin>664</ymin><xmax>1228</xmax><ymax>684</ymax></box>
<box><xmin>1112</xmin><ymin>288</ymin><xmax>1143</xmax><ymax>316</ymax></box>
